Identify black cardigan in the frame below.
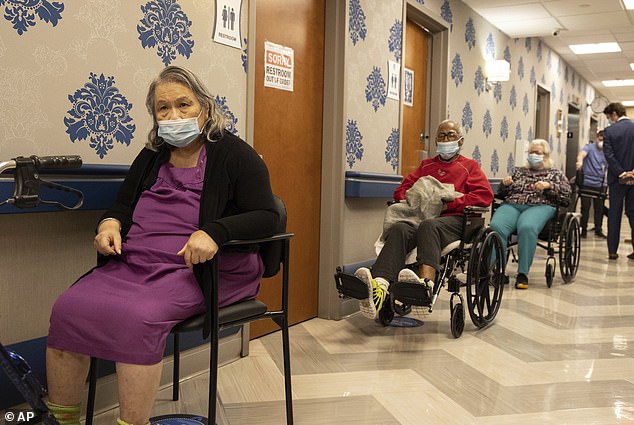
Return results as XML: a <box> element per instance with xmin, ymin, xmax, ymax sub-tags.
<box><xmin>98</xmin><ymin>132</ymin><xmax>280</xmax><ymax>337</ymax></box>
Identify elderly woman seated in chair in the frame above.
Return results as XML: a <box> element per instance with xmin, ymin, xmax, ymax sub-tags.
<box><xmin>353</xmin><ymin>119</ymin><xmax>494</xmax><ymax>319</ymax></box>
<box><xmin>45</xmin><ymin>65</ymin><xmax>279</xmax><ymax>425</ymax></box>
<box><xmin>489</xmin><ymin>138</ymin><xmax>571</xmax><ymax>289</ymax></box>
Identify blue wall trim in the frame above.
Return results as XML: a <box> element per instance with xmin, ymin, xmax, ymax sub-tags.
<box><xmin>344</xmin><ymin>173</ymin><xmax>502</xmax><ymax>199</ymax></box>
<box><xmin>344</xmin><ymin>171</ymin><xmax>402</xmax><ymax>198</ymax></box>
<box><xmin>0</xmin><ymin>165</ymin><xmax>128</xmax><ymax>214</ymax></box>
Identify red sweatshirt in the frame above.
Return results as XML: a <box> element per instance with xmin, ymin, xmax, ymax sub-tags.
<box><xmin>394</xmin><ymin>155</ymin><xmax>494</xmax><ymax>215</ymax></box>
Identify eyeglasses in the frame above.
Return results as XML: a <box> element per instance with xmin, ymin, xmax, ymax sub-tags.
<box><xmin>436</xmin><ymin>132</ymin><xmax>460</xmax><ymax>141</ymax></box>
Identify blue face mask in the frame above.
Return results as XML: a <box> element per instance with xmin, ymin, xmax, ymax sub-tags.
<box><xmin>157</xmin><ymin>110</ymin><xmax>203</xmax><ymax>148</ymax></box>
<box><xmin>436</xmin><ymin>140</ymin><xmax>461</xmax><ymax>160</ymax></box>
<box><xmin>527</xmin><ymin>153</ymin><xmax>544</xmax><ymax>167</ymax></box>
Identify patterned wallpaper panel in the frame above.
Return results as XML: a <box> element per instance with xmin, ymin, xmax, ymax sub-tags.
<box><xmin>345</xmin><ymin>0</ymin><xmax>402</xmax><ymax>173</ymax></box>
<box><xmin>344</xmin><ymin>0</ymin><xmax>596</xmax><ymax>179</ymax></box>
<box><xmin>0</xmin><ymin>0</ymin><xmax>248</xmax><ymax>165</ymax></box>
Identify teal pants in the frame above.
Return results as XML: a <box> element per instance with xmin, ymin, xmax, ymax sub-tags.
<box><xmin>489</xmin><ymin>203</ymin><xmax>556</xmax><ymax>275</ymax></box>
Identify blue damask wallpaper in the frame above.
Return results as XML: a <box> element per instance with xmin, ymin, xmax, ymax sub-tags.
<box><xmin>1</xmin><ymin>0</ymin><xmax>64</xmax><ymax>35</ymax></box>
<box><xmin>343</xmin><ymin>0</ymin><xmax>596</xmax><ymax>178</ymax></box>
<box><xmin>0</xmin><ymin>0</ymin><xmax>247</xmax><ymax>163</ymax></box>
<box><xmin>138</xmin><ymin>0</ymin><xmax>195</xmax><ymax>66</ymax></box>
<box><xmin>64</xmin><ymin>73</ymin><xmax>135</xmax><ymax>159</ymax></box>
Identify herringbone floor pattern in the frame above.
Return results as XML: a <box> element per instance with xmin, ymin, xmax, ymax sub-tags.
<box><xmin>93</xmin><ymin>224</ymin><xmax>634</xmax><ymax>425</ymax></box>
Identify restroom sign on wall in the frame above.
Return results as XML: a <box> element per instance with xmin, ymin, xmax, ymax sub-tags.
<box><xmin>264</xmin><ymin>41</ymin><xmax>294</xmax><ymax>92</ymax></box>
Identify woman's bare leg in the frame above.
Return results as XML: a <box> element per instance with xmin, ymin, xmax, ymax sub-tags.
<box><xmin>117</xmin><ymin>361</ymin><xmax>163</xmax><ymax>425</ymax></box>
<box><xmin>46</xmin><ymin>347</ymin><xmax>90</xmax><ymax>405</ymax></box>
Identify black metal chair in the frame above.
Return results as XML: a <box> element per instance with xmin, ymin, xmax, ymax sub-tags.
<box><xmin>85</xmin><ymin>196</ymin><xmax>294</xmax><ymax>425</ymax></box>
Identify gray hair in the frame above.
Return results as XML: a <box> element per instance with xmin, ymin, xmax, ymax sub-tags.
<box><xmin>528</xmin><ymin>138</ymin><xmax>552</xmax><ymax>168</ymax></box>
<box><xmin>144</xmin><ymin>66</ymin><xmax>228</xmax><ymax>150</ymax></box>
<box><xmin>438</xmin><ymin>119</ymin><xmax>464</xmax><ymax>139</ymax></box>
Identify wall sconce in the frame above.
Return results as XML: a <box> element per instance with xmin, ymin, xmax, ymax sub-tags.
<box><xmin>485</xmin><ymin>59</ymin><xmax>510</xmax><ymax>91</ymax></box>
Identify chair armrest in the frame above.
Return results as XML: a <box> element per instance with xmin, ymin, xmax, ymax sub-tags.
<box><xmin>222</xmin><ymin>232</ymin><xmax>294</xmax><ymax>247</ymax></box>
<box><xmin>463</xmin><ymin>205</ymin><xmax>489</xmax><ymax>215</ymax></box>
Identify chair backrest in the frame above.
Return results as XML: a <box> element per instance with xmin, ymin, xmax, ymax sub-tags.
<box><xmin>260</xmin><ymin>196</ymin><xmax>287</xmax><ymax>278</ymax></box>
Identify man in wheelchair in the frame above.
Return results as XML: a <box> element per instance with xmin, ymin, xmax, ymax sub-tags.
<box><xmin>352</xmin><ymin>119</ymin><xmax>494</xmax><ymax>320</ymax></box>
<box><xmin>490</xmin><ymin>139</ymin><xmax>571</xmax><ymax>289</ymax></box>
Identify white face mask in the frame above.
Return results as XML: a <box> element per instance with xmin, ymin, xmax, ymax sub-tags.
<box><xmin>436</xmin><ymin>140</ymin><xmax>461</xmax><ymax>160</ymax></box>
<box><xmin>157</xmin><ymin>110</ymin><xmax>203</xmax><ymax>148</ymax></box>
<box><xmin>527</xmin><ymin>153</ymin><xmax>544</xmax><ymax>167</ymax></box>
<box><xmin>597</xmin><ymin>142</ymin><xmax>603</xmax><ymax>149</ymax></box>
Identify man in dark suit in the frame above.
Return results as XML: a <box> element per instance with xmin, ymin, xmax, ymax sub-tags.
<box><xmin>603</xmin><ymin>102</ymin><xmax>634</xmax><ymax>260</ymax></box>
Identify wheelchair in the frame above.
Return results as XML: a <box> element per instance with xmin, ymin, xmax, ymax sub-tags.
<box><xmin>334</xmin><ymin>206</ymin><xmax>506</xmax><ymax>338</ymax></box>
<box><xmin>495</xmin><ymin>187</ymin><xmax>581</xmax><ymax>288</ymax></box>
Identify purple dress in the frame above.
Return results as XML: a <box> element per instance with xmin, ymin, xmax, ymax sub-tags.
<box><xmin>47</xmin><ymin>149</ymin><xmax>264</xmax><ymax>365</ymax></box>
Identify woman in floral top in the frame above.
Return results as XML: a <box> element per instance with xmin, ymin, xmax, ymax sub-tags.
<box><xmin>490</xmin><ymin>139</ymin><xmax>571</xmax><ymax>289</ymax></box>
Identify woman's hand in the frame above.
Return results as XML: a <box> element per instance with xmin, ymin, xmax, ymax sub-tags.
<box><xmin>534</xmin><ymin>181</ymin><xmax>551</xmax><ymax>191</ymax></box>
<box><xmin>177</xmin><ymin>230</ymin><xmax>219</xmax><ymax>269</ymax></box>
<box><xmin>94</xmin><ymin>220</ymin><xmax>122</xmax><ymax>255</ymax></box>
<box><xmin>502</xmin><ymin>176</ymin><xmax>513</xmax><ymax>186</ymax></box>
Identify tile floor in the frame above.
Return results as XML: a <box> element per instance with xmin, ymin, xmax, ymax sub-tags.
<box><xmin>91</xmin><ymin>225</ymin><xmax>634</xmax><ymax>424</ymax></box>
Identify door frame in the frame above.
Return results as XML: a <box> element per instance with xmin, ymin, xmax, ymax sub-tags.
<box><xmin>534</xmin><ymin>84</ymin><xmax>550</xmax><ymax>141</ymax></box>
<box><xmin>317</xmin><ymin>0</ymin><xmax>449</xmax><ymax>320</ymax></box>
<box><xmin>401</xmin><ymin>1</ymin><xmax>450</xmax><ymax>159</ymax></box>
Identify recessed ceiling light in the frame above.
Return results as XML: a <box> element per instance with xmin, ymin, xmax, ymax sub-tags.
<box><xmin>602</xmin><ymin>79</ymin><xmax>634</xmax><ymax>87</ymax></box>
<box><xmin>624</xmin><ymin>0</ymin><xmax>634</xmax><ymax>10</ymax></box>
<box><xmin>569</xmin><ymin>42</ymin><xmax>621</xmax><ymax>54</ymax></box>
<box><xmin>622</xmin><ymin>100</ymin><xmax>634</xmax><ymax>106</ymax></box>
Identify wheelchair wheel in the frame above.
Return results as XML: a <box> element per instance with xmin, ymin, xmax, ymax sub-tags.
<box><xmin>559</xmin><ymin>214</ymin><xmax>581</xmax><ymax>283</ymax></box>
<box><xmin>545</xmin><ymin>258</ymin><xmax>555</xmax><ymax>288</ymax></box>
<box><xmin>450</xmin><ymin>304</ymin><xmax>465</xmax><ymax>338</ymax></box>
<box><xmin>466</xmin><ymin>228</ymin><xmax>505</xmax><ymax>328</ymax></box>
<box><xmin>378</xmin><ymin>294</ymin><xmax>394</xmax><ymax>326</ymax></box>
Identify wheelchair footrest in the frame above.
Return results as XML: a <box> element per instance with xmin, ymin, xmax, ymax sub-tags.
<box><xmin>391</xmin><ymin>282</ymin><xmax>432</xmax><ymax>307</ymax></box>
<box><xmin>334</xmin><ymin>272</ymin><xmax>369</xmax><ymax>300</ymax></box>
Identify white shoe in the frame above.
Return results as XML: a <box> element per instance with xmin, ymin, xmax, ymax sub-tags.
<box><xmin>397</xmin><ymin>268</ymin><xmax>433</xmax><ymax>317</ymax></box>
<box><xmin>354</xmin><ymin>267</ymin><xmax>387</xmax><ymax>319</ymax></box>
<box><xmin>397</xmin><ymin>268</ymin><xmax>434</xmax><ymax>290</ymax></box>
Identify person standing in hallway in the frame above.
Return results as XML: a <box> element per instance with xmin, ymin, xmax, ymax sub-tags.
<box><xmin>602</xmin><ymin>102</ymin><xmax>634</xmax><ymax>260</ymax></box>
<box><xmin>575</xmin><ymin>129</ymin><xmax>607</xmax><ymax>239</ymax></box>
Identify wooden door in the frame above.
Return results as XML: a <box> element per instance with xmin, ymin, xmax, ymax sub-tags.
<box><xmin>252</xmin><ymin>0</ymin><xmax>324</xmax><ymax>337</ymax></box>
<box><xmin>401</xmin><ymin>18</ymin><xmax>430</xmax><ymax>175</ymax></box>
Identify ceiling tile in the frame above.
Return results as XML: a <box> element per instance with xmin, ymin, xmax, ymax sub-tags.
<box><xmin>556</xmin><ymin>34</ymin><xmax>618</xmax><ymax>44</ymax></box>
<box><xmin>557</xmin><ymin>12</ymin><xmax>631</xmax><ymax>31</ymax></box>
<box><xmin>463</xmin><ymin>0</ymin><xmax>542</xmax><ymax>9</ymax></box>
<box><xmin>495</xmin><ymin>18</ymin><xmax>562</xmax><ymax>37</ymax></box>
<box><xmin>477</xmin><ymin>4</ymin><xmax>552</xmax><ymax>22</ymax></box>
<box><xmin>543</xmin><ymin>0</ymin><xmax>623</xmax><ymax>16</ymax></box>
<box><xmin>614</xmin><ymin>32</ymin><xmax>634</xmax><ymax>43</ymax></box>
<box><xmin>619</xmin><ymin>42</ymin><xmax>634</xmax><ymax>52</ymax></box>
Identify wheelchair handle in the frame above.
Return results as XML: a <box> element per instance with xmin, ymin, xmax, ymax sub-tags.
<box><xmin>0</xmin><ymin>155</ymin><xmax>82</xmax><ymax>175</ymax></box>
<box><xmin>0</xmin><ymin>155</ymin><xmax>84</xmax><ymax>210</ymax></box>
<box><xmin>33</xmin><ymin>155</ymin><xmax>82</xmax><ymax>171</ymax></box>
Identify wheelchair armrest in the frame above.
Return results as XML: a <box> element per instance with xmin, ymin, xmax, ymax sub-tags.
<box><xmin>222</xmin><ymin>232</ymin><xmax>294</xmax><ymax>247</ymax></box>
<box><xmin>463</xmin><ymin>205</ymin><xmax>489</xmax><ymax>215</ymax></box>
